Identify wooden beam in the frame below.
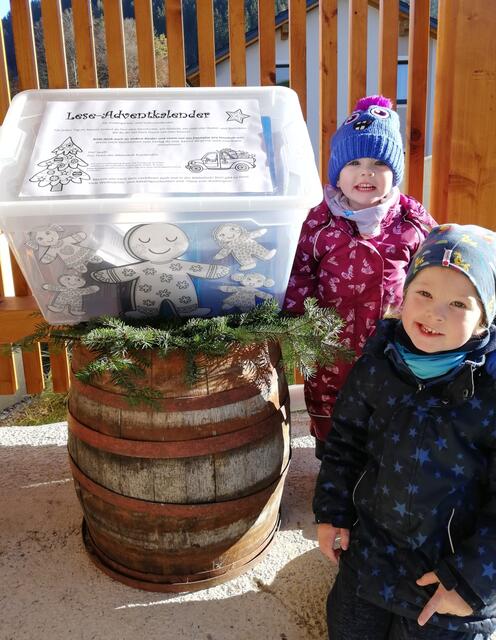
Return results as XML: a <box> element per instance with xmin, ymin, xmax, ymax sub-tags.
<box><xmin>41</xmin><ymin>0</ymin><xmax>69</xmax><ymax>88</ymax></box>
<box><xmin>72</xmin><ymin>0</ymin><xmax>98</xmax><ymax>88</ymax></box>
<box><xmin>430</xmin><ymin>0</ymin><xmax>496</xmax><ymax>228</ymax></box>
<box><xmin>378</xmin><ymin>0</ymin><xmax>399</xmax><ymax>107</ymax></box>
<box><xmin>259</xmin><ymin>0</ymin><xmax>276</xmax><ymax>85</ymax></box>
<box><xmin>289</xmin><ymin>0</ymin><xmax>307</xmax><ymax>119</ymax></box>
<box><xmin>49</xmin><ymin>343</ymin><xmax>70</xmax><ymax>393</ymax></box>
<box><xmin>21</xmin><ymin>343</ymin><xmax>44</xmax><ymax>394</ymax></box>
<box><xmin>9</xmin><ymin>248</ymin><xmax>29</xmax><ymax>296</ymax></box>
<box><xmin>228</xmin><ymin>0</ymin><xmax>246</xmax><ymax>86</ymax></box>
<box><xmin>135</xmin><ymin>0</ymin><xmax>157</xmax><ymax>87</ymax></box>
<box><xmin>166</xmin><ymin>0</ymin><xmax>186</xmax><ymax>87</ymax></box>
<box><xmin>429</xmin><ymin>0</ymin><xmax>455</xmax><ymax>222</ymax></box>
<box><xmin>11</xmin><ymin>0</ymin><xmax>39</xmax><ymax>90</ymax></box>
<box><xmin>103</xmin><ymin>0</ymin><xmax>127</xmax><ymax>87</ymax></box>
<box><xmin>405</xmin><ymin>0</ymin><xmax>430</xmax><ymax>202</ymax></box>
<box><xmin>196</xmin><ymin>0</ymin><xmax>216</xmax><ymax>87</ymax></box>
<box><xmin>348</xmin><ymin>0</ymin><xmax>368</xmax><ymax>112</ymax></box>
<box><xmin>0</xmin><ymin>16</ymin><xmax>11</xmax><ymax>123</ymax></box>
<box><xmin>0</xmin><ymin>350</ymin><xmax>17</xmax><ymax>395</ymax></box>
<box><xmin>319</xmin><ymin>0</ymin><xmax>338</xmax><ymax>182</ymax></box>
<box><xmin>0</xmin><ymin>297</ymin><xmax>50</xmax><ymax>393</ymax></box>
<box><xmin>0</xmin><ymin>296</ymin><xmax>43</xmax><ymax>344</ymax></box>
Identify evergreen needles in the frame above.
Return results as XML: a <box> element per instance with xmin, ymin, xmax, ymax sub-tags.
<box><xmin>14</xmin><ymin>299</ymin><xmax>352</xmax><ymax>403</ymax></box>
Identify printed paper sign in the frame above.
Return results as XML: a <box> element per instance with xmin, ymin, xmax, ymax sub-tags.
<box><xmin>20</xmin><ymin>99</ymin><xmax>274</xmax><ymax>196</ymax></box>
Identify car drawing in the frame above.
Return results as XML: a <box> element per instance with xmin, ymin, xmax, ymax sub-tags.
<box><xmin>186</xmin><ymin>148</ymin><xmax>256</xmax><ymax>172</ymax></box>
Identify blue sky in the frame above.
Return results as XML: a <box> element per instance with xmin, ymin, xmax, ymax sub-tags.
<box><xmin>0</xmin><ymin>1</ymin><xmax>9</xmax><ymax>18</ymax></box>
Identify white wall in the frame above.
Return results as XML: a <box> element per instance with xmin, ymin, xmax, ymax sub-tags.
<box><xmin>215</xmin><ymin>0</ymin><xmax>437</xmax><ymax>198</ymax></box>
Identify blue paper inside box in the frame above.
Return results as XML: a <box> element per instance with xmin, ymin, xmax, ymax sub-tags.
<box><xmin>0</xmin><ymin>86</ymin><xmax>322</xmax><ymax>324</ymax></box>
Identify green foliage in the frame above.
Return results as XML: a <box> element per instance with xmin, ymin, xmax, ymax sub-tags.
<box><xmin>0</xmin><ymin>375</ymin><xmax>68</xmax><ymax>427</ymax></box>
<box><xmin>14</xmin><ymin>299</ymin><xmax>351</xmax><ymax>405</ymax></box>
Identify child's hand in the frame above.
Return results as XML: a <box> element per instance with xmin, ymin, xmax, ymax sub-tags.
<box><xmin>317</xmin><ymin>523</ymin><xmax>349</xmax><ymax>565</ymax></box>
<box><xmin>416</xmin><ymin>572</ymin><xmax>473</xmax><ymax>625</ymax></box>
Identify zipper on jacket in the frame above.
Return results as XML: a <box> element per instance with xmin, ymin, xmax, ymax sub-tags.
<box><xmin>352</xmin><ymin>469</ymin><xmax>367</xmax><ymax>507</ymax></box>
<box><xmin>360</xmin><ymin>239</ymin><xmax>385</xmax><ymax>317</ymax></box>
<box><xmin>447</xmin><ymin>508</ymin><xmax>456</xmax><ymax>554</ymax></box>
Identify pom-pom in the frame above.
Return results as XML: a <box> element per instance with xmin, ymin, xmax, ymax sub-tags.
<box><xmin>354</xmin><ymin>95</ymin><xmax>393</xmax><ymax>111</ymax></box>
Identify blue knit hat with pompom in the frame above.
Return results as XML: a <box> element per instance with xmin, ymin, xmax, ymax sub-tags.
<box><xmin>328</xmin><ymin>95</ymin><xmax>404</xmax><ymax>188</ymax></box>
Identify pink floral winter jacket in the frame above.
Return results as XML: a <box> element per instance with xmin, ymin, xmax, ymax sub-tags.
<box><xmin>283</xmin><ymin>193</ymin><xmax>436</xmax><ymax>441</ymax></box>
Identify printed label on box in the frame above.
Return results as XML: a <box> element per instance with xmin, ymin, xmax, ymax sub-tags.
<box><xmin>20</xmin><ymin>99</ymin><xmax>274</xmax><ymax>196</ymax></box>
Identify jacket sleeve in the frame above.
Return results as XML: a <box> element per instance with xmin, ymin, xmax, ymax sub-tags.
<box><xmin>312</xmin><ymin>355</ymin><xmax>374</xmax><ymax>528</ymax></box>
<box><xmin>282</xmin><ymin>208</ymin><xmax>323</xmax><ymax>314</ymax></box>
<box><xmin>434</xmin><ymin>448</ymin><xmax>496</xmax><ymax>610</ymax></box>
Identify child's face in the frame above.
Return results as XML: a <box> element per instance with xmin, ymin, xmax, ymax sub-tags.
<box><xmin>401</xmin><ymin>266</ymin><xmax>484</xmax><ymax>353</ymax></box>
<box><xmin>337</xmin><ymin>158</ymin><xmax>394</xmax><ymax>210</ymax></box>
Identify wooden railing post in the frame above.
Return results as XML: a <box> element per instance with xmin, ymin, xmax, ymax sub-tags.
<box><xmin>196</xmin><ymin>0</ymin><xmax>216</xmax><ymax>87</ymax></box>
<box><xmin>72</xmin><ymin>0</ymin><xmax>98</xmax><ymax>88</ymax></box>
<box><xmin>348</xmin><ymin>0</ymin><xmax>368</xmax><ymax>112</ymax></box>
<box><xmin>430</xmin><ymin>0</ymin><xmax>496</xmax><ymax>229</ymax></box>
<box><xmin>319</xmin><ymin>0</ymin><xmax>338</xmax><ymax>184</ymax></box>
<box><xmin>11</xmin><ymin>0</ymin><xmax>39</xmax><ymax>91</ymax></box>
<box><xmin>378</xmin><ymin>0</ymin><xmax>399</xmax><ymax>107</ymax></box>
<box><xmin>289</xmin><ymin>0</ymin><xmax>307</xmax><ymax>119</ymax></box>
<box><xmin>102</xmin><ymin>0</ymin><xmax>127</xmax><ymax>87</ymax></box>
<box><xmin>166</xmin><ymin>0</ymin><xmax>186</xmax><ymax>87</ymax></box>
<box><xmin>404</xmin><ymin>0</ymin><xmax>430</xmax><ymax>202</ymax></box>
<box><xmin>228</xmin><ymin>0</ymin><xmax>246</xmax><ymax>86</ymax></box>
<box><xmin>259</xmin><ymin>0</ymin><xmax>276</xmax><ymax>85</ymax></box>
<box><xmin>41</xmin><ymin>0</ymin><xmax>69</xmax><ymax>89</ymax></box>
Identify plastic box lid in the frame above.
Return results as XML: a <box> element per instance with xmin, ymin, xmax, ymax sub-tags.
<box><xmin>0</xmin><ymin>86</ymin><xmax>323</xmax><ymax>225</ymax></box>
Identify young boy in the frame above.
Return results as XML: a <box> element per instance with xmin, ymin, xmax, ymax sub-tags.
<box><xmin>283</xmin><ymin>95</ymin><xmax>436</xmax><ymax>458</ymax></box>
<box><xmin>313</xmin><ymin>224</ymin><xmax>496</xmax><ymax>639</ymax></box>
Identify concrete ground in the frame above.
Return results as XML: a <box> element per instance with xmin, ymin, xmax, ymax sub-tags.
<box><xmin>0</xmin><ymin>410</ymin><xmax>337</xmax><ymax>640</ymax></box>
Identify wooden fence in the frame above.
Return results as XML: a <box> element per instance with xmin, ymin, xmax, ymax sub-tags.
<box><xmin>0</xmin><ymin>0</ymin><xmax>466</xmax><ymax>396</ymax></box>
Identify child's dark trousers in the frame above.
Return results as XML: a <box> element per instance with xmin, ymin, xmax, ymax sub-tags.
<box><xmin>327</xmin><ymin>562</ymin><xmax>490</xmax><ymax>640</ymax></box>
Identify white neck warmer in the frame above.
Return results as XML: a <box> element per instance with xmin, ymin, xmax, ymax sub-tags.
<box><xmin>325</xmin><ymin>184</ymin><xmax>400</xmax><ymax>238</ymax></box>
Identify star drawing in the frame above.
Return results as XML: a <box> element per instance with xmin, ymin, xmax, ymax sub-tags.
<box><xmin>226</xmin><ymin>109</ymin><xmax>250</xmax><ymax>123</ymax></box>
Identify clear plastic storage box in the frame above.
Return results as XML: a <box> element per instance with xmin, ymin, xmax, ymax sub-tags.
<box><xmin>0</xmin><ymin>86</ymin><xmax>322</xmax><ymax>324</ymax></box>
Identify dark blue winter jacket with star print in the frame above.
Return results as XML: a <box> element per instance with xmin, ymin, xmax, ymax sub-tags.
<box><xmin>313</xmin><ymin>318</ymin><xmax>496</xmax><ymax>634</ymax></box>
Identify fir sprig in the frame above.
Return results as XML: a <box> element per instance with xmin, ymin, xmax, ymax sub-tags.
<box><xmin>13</xmin><ymin>299</ymin><xmax>352</xmax><ymax>404</ymax></box>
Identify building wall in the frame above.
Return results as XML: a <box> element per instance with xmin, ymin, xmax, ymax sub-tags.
<box><xmin>215</xmin><ymin>1</ymin><xmax>437</xmax><ymax>205</ymax></box>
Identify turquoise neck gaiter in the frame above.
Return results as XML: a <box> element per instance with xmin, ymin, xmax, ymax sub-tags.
<box><xmin>395</xmin><ymin>343</ymin><xmax>466</xmax><ymax>380</ymax></box>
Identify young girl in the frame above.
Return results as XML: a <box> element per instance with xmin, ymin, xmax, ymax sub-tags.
<box><xmin>283</xmin><ymin>95</ymin><xmax>436</xmax><ymax>457</ymax></box>
<box><xmin>314</xmin><ymin>224</ymin><xmax>496</xmax><ymax>639</ymax></box>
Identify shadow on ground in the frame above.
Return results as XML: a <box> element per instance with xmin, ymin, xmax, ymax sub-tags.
<box><xmin>1</xmin><ymin>417</ymin><xmax>335</xmax><ymax>640</ymax></box>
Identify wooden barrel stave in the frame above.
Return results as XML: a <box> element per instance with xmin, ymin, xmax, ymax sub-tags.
<box><xmin>68</xmin><ymin>375</ymin><xmax>288</xmax><ymax>441</ymax></box>
<box><xmin>72</xmin><ymin>462</ymin><xmax>286</xmax><ymax>580</ymax></box>
<box><xmin>68</xmin><ymin>408</ymin><xmax>289</xmax><ymax>503</ymax></box>
<box><xmin>68</xmin><ymin>343</ymin><xmax>288</xmax><ymax>442</ymax></box>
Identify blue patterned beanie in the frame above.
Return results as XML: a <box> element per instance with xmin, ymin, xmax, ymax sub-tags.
<box><xmin>404</xmin><ymin>224</ymin><xmax>496</xmax><ymax>324</ymax></box>
<box><xmin>328</xmin><ymin>95</ymin><xmax>404</xmax><ymax>188</ymax></box>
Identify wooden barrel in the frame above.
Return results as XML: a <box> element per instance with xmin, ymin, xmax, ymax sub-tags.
<box><xmin>67</xmin><ymin>340</ymin><xmax>290</xmax><ymax>592</ymax></box>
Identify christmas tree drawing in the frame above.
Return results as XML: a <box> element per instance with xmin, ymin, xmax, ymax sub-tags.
<box><xmin>29</xmin><ymin>137</ymin><xmax>90</xmax><ymax>192</ymax></box>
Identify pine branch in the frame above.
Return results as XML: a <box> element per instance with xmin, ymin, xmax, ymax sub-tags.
<box><xmin>12</xmin><ymin>298</ymin><xmax>352</xmax><ymax>403</ymax></box>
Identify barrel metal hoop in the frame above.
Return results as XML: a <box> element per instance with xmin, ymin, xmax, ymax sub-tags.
<box><xmin>69</xmin><ymin>455</ymin><xmax>290</xmax><ymax>517</ymax></box>
<box><xmin>70</xmin><ymin>365</ymin><xmax>286</xmax><ymax>412</ymax></box>
<box><xmin>81</xmin><ymin>516</ymin><xmax>280</xmax><ymax>592</ymax></box>
<box><xmin>67</xmin><ymin>402</ymin><xmax>289</xmax><ymax>458</ymax></box>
